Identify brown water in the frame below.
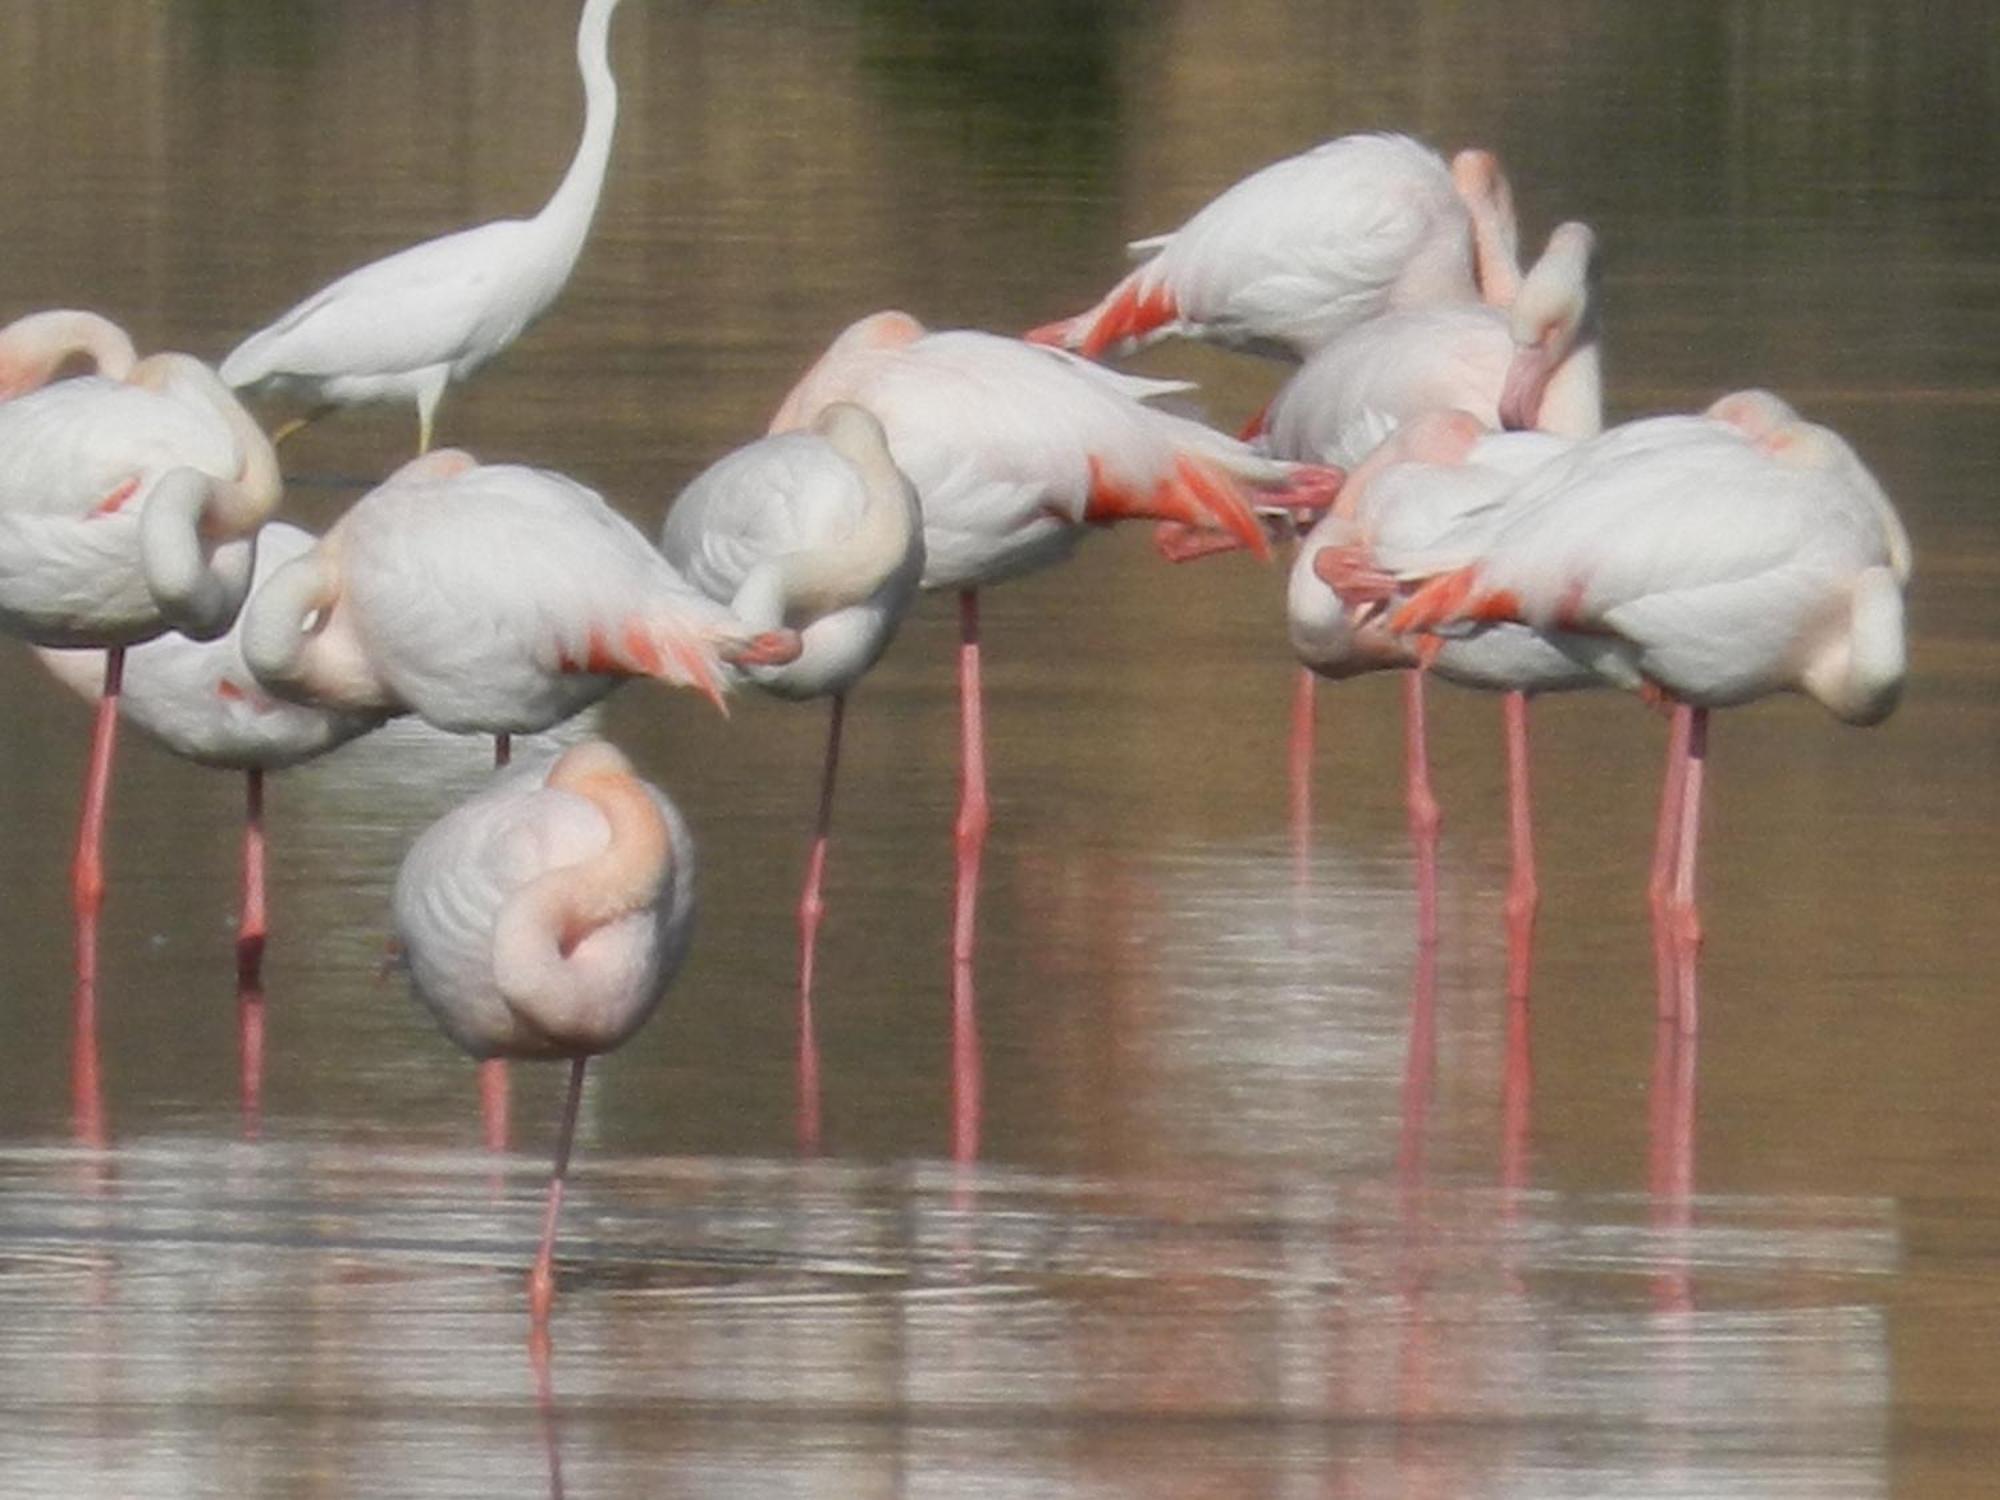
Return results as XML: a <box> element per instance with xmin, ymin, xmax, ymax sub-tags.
<box><xmin>1</xmin><ymin>3</ymin><xmax>1997</xmax><ymax>1495</ymax></box>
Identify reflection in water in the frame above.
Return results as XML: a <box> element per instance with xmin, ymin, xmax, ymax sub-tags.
<box><xmin>0</xmin><ymin>0</ymin><xmax>1996</xmax><ymax>1493</ymax></box>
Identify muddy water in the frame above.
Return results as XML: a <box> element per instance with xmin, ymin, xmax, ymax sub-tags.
<box><xmin>0</xmin><ymin>3</ymin><xmax>1996</xmax><ymax>1495</ymax></box>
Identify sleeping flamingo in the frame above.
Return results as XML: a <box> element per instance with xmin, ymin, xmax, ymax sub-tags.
<box><xmin>1291</xmin><ymin>413</ymin><xmax>1587</xmax><ymax>988</ymax></box>
<box><xmin>242</xmin><ymin>447</ymin><xmax>794</xmax><ymax>1144</ymax></box>
<box><xmin>391</xmin><ymin>739</ymin><xmax>695</xmax><ymax>1324</ymax></box>
<box><xmin>769</xmin><ymin>311</ymin><xmax>1336</xmax><ymax>1158</ymax></box>
<box><xmin>1359</xmin><ymin>391</ymin><xmax>1912</xmax><ymax>1026</ymax></box>
<box><xmin>657</xmin><ymin>404</ymin><xmax>923</xmax><ymax>1147</ymax></box>
<box><xmin>1026</xmin><ymin>135</ymin><xmax>1521</xmax><ymax>361</ymax></box>
<box><xmin>768</xmin><ymin>311</ymin><xmax>1336</xmax><ymax>972</ymax></box>
<box><xmin>1267</xmin><ymin>223</ymin><xmax>1602</xmax><ymax>989</ymax></box>
<box><xmin>36</xmin><ymin>522</ymin><xmax>389</xmax><ymax>1125</ymax></box>
<box><xmin>0</xmin><ymin>308</ymin><xmax>281</xmax><ymax>1130</ymax></box>
<box><xmin>222</xmin><ymin>0</ymin><xmax>630</xmax><ymax>454</ymax></box>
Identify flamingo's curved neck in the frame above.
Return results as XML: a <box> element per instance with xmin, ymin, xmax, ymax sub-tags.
<box><xmin>534</xmin><ymin>0</ymin><xmax>624</xmax><ymax>265</ymax></box>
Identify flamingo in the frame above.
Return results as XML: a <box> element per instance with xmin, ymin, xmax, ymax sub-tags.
<box><xmin>1259</xmin><ymin>221</ymin><xmax>1602</xmax><ymax>464</ymax></box>
<box><xmin>0</xmin><ymin>308</ymin><xmax>281</xmax><ymax>1128</ymax></box>
<box><xmin>769</xmin><ymin>311</ymin><xmax>1336</xmax><ymax>1157</ymax></box>
<box><xmin>1025</xmin><ymin>135</ymin><xmax>1521</xmax><ymax>361</ymax></box>
<box><xmin>657</xmin><ymin>404</ymin><xmax>923</xmax><ymax>1148</ymax></box>
<box><xmin>220</xmin><ymin>0</ymin><xmax>629</xmax><ymax>455</ymax></box>
<box><xmin>241</xmin><ymin>447</ymin><xmax>795</xmax><ymax>1145</ymax></box>
<box><xmin>1360</xmin><ymin>391</ymin><xmax>1911</xmax><ymax>1026</ymax></box>
<box><xmin>1266</xmin><ymin>224</ymin><xmax>1602</xmax><ymax>988</ymax></box>
<box><xmin>1291</xmin><ymin>412</ymin><xmax>1588</xmax><ymax>987</ymax></box>
<box><xmin>391</xmin><ymin>739</ymin><xmax>695</xmax><ymax>1324</ymax></box>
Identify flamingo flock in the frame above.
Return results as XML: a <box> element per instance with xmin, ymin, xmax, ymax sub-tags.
<box><xmin>0</xmin><ymin>2</ymin><xmax>1910</xmax><ymax>1327</ymax></box>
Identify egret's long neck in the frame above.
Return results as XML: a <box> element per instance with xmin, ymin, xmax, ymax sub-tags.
<box><xmin>536</xmin><ymin>0</ymin><xmax>623</xmax><ymax>256</ymax></box>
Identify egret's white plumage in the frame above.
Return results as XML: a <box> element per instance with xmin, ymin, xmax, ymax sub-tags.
<box><xmin>220</xmin><ymin>0</ymin><xmax>629</xmax><ymax>452</ymax></box>
<box><xmin>1027</xmin><ymin>135</ymin><xmax>1520</xmax><ymax>361</ymax></box>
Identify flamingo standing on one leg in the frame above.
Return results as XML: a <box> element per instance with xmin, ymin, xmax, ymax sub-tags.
<box><xmin>36</xmin><ymin>522</ymin><xmax>389</xmax><ymax>1129</ymax></box>
<box><xmin>769</xmin><ymin>311</ymin><xmax>1338</xmax><ymax>1157</ymax></box>
<box><xmin>243</xmin><ymin>447</ymin><xmax>796</xmax><ymax>1147</ymax></box>
<box><xmin>391</xmin><ymin>739</ymin><xmax>695</xmax><ymax>1325</ymax></box>
<box><xmin>1373</xmin><ymin>390</ymin><xmax>1911</xmax><ymax>1027</ymax></box>
<box><xmin>657</xmin><ymin>404</ymin><xmax>924</xmax><ymax>1150</ymax></box>
<box><xmin>1026</xmin><ymin>134</ymin><xmax>1522</xmax><ymax>361</ymax></box>
<box><xmin>221</xmin><ymin>0</ymin><xmax>633</xmax><ymax>456</ymax></box>
<box><xmin>0</xmin><ymin>308</ymin><xmax>281</xmax><ymax>1140</ymax></box>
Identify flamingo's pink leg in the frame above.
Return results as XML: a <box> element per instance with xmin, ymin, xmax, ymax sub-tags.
<box><xmin>1288</xmin><ymin>668</ymin><xmax>1316</xmax><ymax>880</ymax></box>
<box><xmin>527</xmin><ymin>1056</ymin><xmax>588</xmax><ymax>1326</ymax></box>
<box><xmin>481</xmin><ymin>1058</ymin><xmax>510</xmax><ymax>1154</ymax></box>
<box><xmin>796</xmin><ymin>694</ymin><xmax>847</xmax><ymax>1155</ymax></box>
<box><xmin>951</xmin><ymin>590</ymin><xmax>989</xmax><ymax>971</ymax></box>
<box><xmin>1502</xmin><ymin>691</ymin><xmax>1539</xmax><ymax>1002</ymax></box>
<box><xmin>1668</xmin><ymin>707</ymin><xmax>1710</xmax><ymax>1033</ymax></box>
<box><xmin>237</xmin><ymin>769</ymin><xmax>268</xmax><ymax>986</ymax></box>
<box><xmin>1402</xmin><ymin>670</ymin><xmax>1441</xmax><ymax>948</ymax></box>
<box><xmin>1649</xmin><ymin>704</ymin><xmax>1694</xmax><ymax>1019</ymax></box>
<box><xmin>495</xmin><ymin>733</ymin><xmax>512</xmax><ymax>769</ymax></box>
<box><xmin>70</xmin><ymin>646</ymin><xmax>124</xmax><ymax>1148</ymax></box>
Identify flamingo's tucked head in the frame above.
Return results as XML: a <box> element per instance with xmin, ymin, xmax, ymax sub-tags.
<box><xmin>0</xmin><ymin>308</ymin><xmax>139</xmax><ymax>399</ymax></box>
<box><xmin>1499</xmin><ymin>222</ymin><xmax>1598</xmax><ymax>431</ymax></box>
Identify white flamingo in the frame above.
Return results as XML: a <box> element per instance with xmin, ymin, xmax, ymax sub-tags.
<box><xmin>1025</xmin><ymin>134</ymin><xmax>1521</xmax><ymax>361</ymax></box>
<box><xmin>658</xmin><ymin>404</ymin><xmax>922</xmax><ymax>1144</ymax></box>
<box><xmin>392</xmin><ymin>739</ymin><xmax>695</xmax><ymax>1324</ymax></box>
<box><xmin>221</xmin><ymin>0</ymin><xmax>630</xmax><ymax>454</ymax></box>
<box><xmin>1355</xmin><ymin>392</ymin><xmax>1912</xmax><ymax>1025</ymax></box>
<box><xmin>0</xmin><ymin>307</ymin><xmax>280</xmax><ymax>1097</ymax></box>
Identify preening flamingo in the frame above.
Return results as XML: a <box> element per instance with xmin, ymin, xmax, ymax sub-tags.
<box><xmin>1362</xmin><ymin>391</ymin><xmax>1912</xmax><ymax>1024</ymax></box>
<box><xmin>221</xmin><ymin>0</ymin><xmax>630</xmax><ymax>454</ymax></box>
<box><xmin>1260</xmin><ymin>221</ymin><xmax>1602</xmax><ymax>465</ymax></box>
<box><xmin>0</xmin><ymin>308</ymin><xmax>281</xmax><ymax>1128</ymax></box>
<box><xmin>391</xmin><ymin>739</ymin><xmax>695</xmax><ymax>1324</ymax></box>
<box><xmin>1026</xmin><ymin>135</ymin><xmax>1521</xmax><ymax>361</ymax></box>
<box><xmin>658</xmin><ymin>404</ymin><xmax>923</xmax><ymax>1147</ymax></box>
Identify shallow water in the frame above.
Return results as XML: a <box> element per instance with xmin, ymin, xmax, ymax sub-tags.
<box><xmin>1</xmin><ymin>3</ymin><xmax>1998</xmax><ymax>1496</ymax></box>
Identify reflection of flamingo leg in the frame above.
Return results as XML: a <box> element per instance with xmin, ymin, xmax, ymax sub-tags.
<box><xmin>796</xmin><ymin>694</ymin><xmax>846</xmax><ymax>1155</ymax></box>
<box><xmin>1288</xmin><ymin>668</ymin><xmax>1316</xmax><ymax>876</ymax></box>
<box><xmin>1668</xmin><ymin>707</ymin><xmax>1710</xmax><ymax>1032</ymax></box>
<box><xmin>951</xmin><ymin>590</ymin><xmax>989</xmax><ymax>970</ymax></box>
<box><xmin>1501</xmin><ymin>691</ymin><xmax>1539</xmax><ymax>1001</ymax></box>
<box><xmin>527</xmin><ymin>1057</ymin><xmax>588</xmax><ymax>1326</ymax></box>
<box><xmin>1402</xmin><ymin>671</ymin><xmax>1441</xmax><ymax>947</ymax></box>
<box><xmin>1648</xmin><ymin>704</ymin><xmax>1694</xmax><ymax>1018</ymax></box>
<box><xmin>71</xmin><ymin>647</ymin><xmax>124</xmax><ymax>1149</ymax></box>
